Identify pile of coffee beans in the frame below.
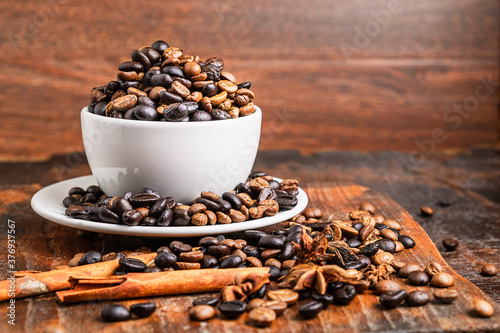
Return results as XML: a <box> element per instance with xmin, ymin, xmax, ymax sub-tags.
<box><xmin>101</xmin><ymin>302</ymin><xmax>156</xmax><ymax>322</ymax></box>
<box><xmin>87</xmin><ymin>40</ymin><xmax>256</xmax><ymax>122</ymax></box>
<box><xmin>63</xmin><ymin>172</ymin><xmax>299</xmax><ymax>227</ymax></box>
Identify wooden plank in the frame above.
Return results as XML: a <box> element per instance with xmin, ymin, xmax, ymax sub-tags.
<box><xmin>0</xmin><ymin>0</ymin><xmax>498</xmax><ymax>160</ymax></box>
<box><xmin>0</xmin><ymin>183</ymin><xmax>498</xmax><ymax>332</ymax></box>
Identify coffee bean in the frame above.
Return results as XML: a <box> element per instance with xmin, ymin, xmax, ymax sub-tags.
<box><xmin>189</xmin><ymin>305</ymin><xmax>215</xmax><ymax>321</ymax></box>
<box><xmin>258</xmin><ymin>235</ymin><xmax>285</xmax><ymax>249</ymax></box>
<box><xmin>423</xmin><ymin>262</ymin><xmax>442</xmax><ymax>277</ymax></box>
<box><xmin>473</xmin><ymin>299</ymin><xmax>494</xmax><ymax>317</ymax></box>
<box><xmin>398</xmin><ymin>263</ymin><xmax>422</xmax><ymax>278</ymax></box>
<box><xmin>172</xmin><ymin>209</ymin><xmax>190</xmax><ymax>226</ymax></box>
<box><xmin>333</xmin><ymin>284</ymin><xmax>356</xmax><ymax>305</ymax></box>
<box><xmin>130</xmin><ymin>302</ymin><xmax>156</xmax><ymax>317</ymax></box>
<box><xmin>248</xmin><ymin>307</ymin><xmax>276</xmax><ymax>327</ymax></box>
<box><xmin>434</xmin><ymin>289</ymin><xmax>458</xmax><ymax>304</ymax></box>
<box><xmin>420</xmin><ymin>206</ymin><xmax>434</xmax><ymax>217</ymax></box>
<box><xmin>398</xmin><ymin>235</ymin><xmax>416</xmax><ymax>249</ymax></box>
<box><xmin>352</xmin><ymin>222</ymin><xmax>364</xmax><ymax>231</ymax></box>
<box><xmin>376</xmin><ymin>239</ymin><xmax>396</xmax><ymax>254</ymax></box>
<box><xmin>481</xmin><ymin>264</ymin><xmax>498</xmax><ymax>276</ymax></box>
<box><xmin>134</xmin><ymin>104</ymin><xmax>158</xmax><ymax>121</ymax></box>
<box><xmin>247</xmin><ymin>284</ymin><xmax>267</xmax><ymax>301</ymax></box>
<box><xmin>218</xmin><ymin>300</ymin><xmax>247</xmax><ymax>319</ymax></box>
<box><xmin>122</xmin><ymin>209</ymin><xmax>143</xmax><ymax>226</ymax></box>
<box><xmin>193</xmin><ymin>296</ymin><xmax>218</xmax><ymax>307</ymax></box>
<box><xmin>200</xmin><ymin>254</ymin><xmax>218</xmax><ymax>268</ymax></box>
<box><xmin>140</xmin><ymin>216</ymin><xmax>157</xmax><ymax>226</ymax></box>
<box><xmin>211</xmin><ymin>109</ymin><xmax>231</xmax><ymax>120</ymax></box>
<box><xmin>379</xmin><ymin>290</ymin><xmax>407</xmax><ymax>309</ymax></box>
<box><xmin>157</xmin><ymin>208</ymin><xmax>173</xmax><ymax>226</ymax></box>
<box><xmin>442</xmin><ymin>238</ymin><xmax>459</xmax><ymax>251</ymax></box>
<box><xmin>220</xmin><ymin>254</ymin><xmax>243</xmax><ymax>268</ymax></box>
<box><xmin>199</xmin><ymin>236</ymin><xmax>219</xmax><ymax>247</ymax></box>
<box><xmin>101</xmin><ymin>304</ymin><xmax>131</xmax><ymax>322</ymax></box>
<box><xmin>372</xmin><ymin>252</ymin><xmax>394</xmax><ymax>266</ymax></box>
<box><xmin>431</xmin><ymin>272</ymin><xmax>455</xmax><ymax>287</ymax></box>
<box><xmin>78</xmin><ymin>250</ymin><xmax>102</xmax><ymax>265</ymax></box>
<box><xmin>359</xmin><ymin>242</ymin><xmax>379</xmax><ymax>257</ymax></box>
<box><xmin>261</xmin><ymin>300</ymin><xmax>287</xmax><ymax>316</ymax></box>
<box><xmin>222</xmin><ymin>192</ymin><xmax>243</xmax><ymax>210</ymax></box>
<box><xmin>374</xmin><ymin>280</ymin><xmax>403</xmax><ymax>295</ymax></box>
<box><xmin>407</xmin><ymin>271</ymin><xmax>429</xmax><ymax>286</ymax></box>
<box><xmin>207</xmin><ymin>244</ymin><xmax>230</xmax><ymax>258</ymax></box>
<box><xmin>405</xmin><ymin>291</ymin><xmax>430</xmax><ymax>307</ymax></box>
<box><xmin>119</xmin><ymin>257</ymin><xmax>147</xmax><ymax>272</ymax></box>
<box><xmin>69</xmin><ymin>187</ymin><xmax>86</xmax><ymax>196</ymax></box>
<box><xmin>189</xmin><ymin>110</ymin><xmax>211</xmax><ymax>121</ymax></box>
<box><xmin>244</xmin><ymin>230</ymin><xmax>268</xmax><ymax>245</ymax></box>
<box><xmin>267</xmin><ymin>289</ymin><xmax>299</xmax><ymax>306</ymax></box>
<box><xmin>359</xmin><ymin>202</ymin><xmax>375</xmax><ymax>214</ymax></box>
<box><xmin>97</xmin><ymin>206</ymin><xmax>120</xmax><ymax>224</ymax></box>
<box><xmin>312</xmin><ymin>291</ymin><xmax>334</xmax><ymax>308</ymax></box>
<box><xmin>169</xmin><ymin>241</ymin><xmax>192</xmax><ymax>254</ymax></box>
<box><xmin>346</xmin><ymin>238</ymin><xmax>362</xmax><ymax>248</ymax></box>
<box><xmin>299</xmin><ymin>301</ymin><xmax>323</xmax><ymax>319</ymax></box>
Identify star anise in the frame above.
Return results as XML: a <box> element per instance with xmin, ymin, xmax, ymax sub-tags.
<box><xmin>362</xmin><ymin>264</ymin><xmax>396</xmax><ymax>287</ymax></box>
<box><xmin>292</xmin><ymin>225</ymin><xmax>357</xmax><ymax>266</ymax></box>
<box><xmin>278</xmin><ymin>262</ymin><xmax>364</xmax><ymax>294</ymax></box>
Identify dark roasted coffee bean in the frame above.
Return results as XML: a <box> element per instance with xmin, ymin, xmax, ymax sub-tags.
<box><xmin>119</xmin><ymin>257</ymin><xmax>147</xmax><ymax>272</ymax></box>
<box><xmin>258</xmin><ymin>235</ymin><xmax>285</xmax><ymax>249</ymax></box>
<box><xmin>81</xmin><ymin>193</ymin><xmax>98</xmax><ymax>203</ymax></box>
<box><xmin>344</xmin><ymin>260</ymin><xmax>365</xmax><ymax>270</ymax></box>
<box><xmin>144</xmin><ymin>266</ymin><xmax>161</xmax><ymax>273</ymax></box>
<box><xmin>398</xmin><ymin>235</ymin><xmax>416</xmax><ymax>249</ymax></box>
<box><xmin>133</xmin><ymin>105</ymin><xmax>157</xmax><ymax>121</ymax></box>
<box><xmin>244</xmin><ymin>230</ymin><xmax>268</xmax><ymax>245</ymax></box>
<box><xmin>247</xmin><ymin>284</ymin><xmax>267</xmax><ymax>301</ymax></box>
<box><xmin>258</xmin><ymin>187</ymin><xmax>276</xmax><ymax>202</ymax></box>
<box><xmin>333</xmin><ymin>284</ymin><xmax>356</xmax><ymax>305</ymax></box>
<box><xmin>288</xmin><ymin>224</ymin><xmax>303</xmax><ymax>233</ymax></box>
<box><xmin>374</xmin><ymin>223</ymin><xmax>388</xmax><ymax>231</ymax></box>
<box><xmin>162</xmin><ymin>65</ymin><xmax>185</xmax><ymax>78</ymax></box>
<box><xmin>129</xmin><ymin>193</ymin><xmax>158</xmax><ymax>207</ymax></box>
<box><xmin>150</xmin><ymin>73</ymin><xmax>173</xmax><ymax>88</ymax></box>
<box><xmin>235</xmin><ymin>182</ymin><xmax>252</xmax><ymax>195</ymax></box>
<box><xmin>377</xmin><ymin>239</ymin><xmax>396</xmax><ymax>254</ymax></box>
<box><xmin>141</xmin><ymin>47</ymin><xmax>161</xmax><ymax>64</ymax></box>
<box><xmin>149</xmin><ymin>198</ymin><xmax>169</xmax><ymax>218</ymax></box>
<box><xmin>169</xmin><ymin>241</ymin><xmax>192</xmax><ymax>254</ymax></box>
<box><xmin>104</xmin><ymin>81</ymin><xmax>121</xmax><ymax>97</ymax></box>
<box><xmin>124</xmin><ymin>108</ymin><xmax>137</xmax><ymax>120</ymax></box>
<box><xmin>211</xmin><ymin>109</ymin><xmax>231</xmax><ymax>120</ymax></box>
<box><xmin>352</xmin><ymin>222</ymin><xmax>364</xmax><ymax>231</ymax></box>
<box><xmin>359</xmin><ymin>242</ymin><xmax>379</xmax><ymax>256</ymax></box>
<box><xmin>122</xmin><ymin>209</ymin><xmax>143</xmax><ymax>226</ymax></box>
<box><xmin>207</xmin><ymin>245</ymin><xmax>230</xmax><ymax>258</ymax></box>
<box><xmin>86</xmin><ymin>185</ymin><xmax>104</xmax><ymax>197</ymax></box>
<box><xmin>79</xmin><ymin>250</ymin><xmax>102</xmax><ymax>265</ymax></box>
<box><xmin>190</xmin><ymin>110</ymin><xmax>212</xmax><ymax>121</ymax></box>
<box><xmin>69</xmin><ymin>186</ymin><xmax>86</xmax><ymax>196</ymax></box>
<box><xmin>217</xmin><ymin>199</ymin><xmax>232</xmax><ymax>212</ymax></box>
<box><xmin>69</xmin><ymin>208</ymin><xmax>90</xmax><ymax>220</ymax></box>
<box><xmin>204</xmin><ymin>57</ymin><xmax>224</xmax><ymax>70</ymax></box>
<box><xmin>94</xmin><ymin>101</ymin><xmax>107</xmax><ymax>116</ymax></box>
<box><xmin>272</xmin><ymin>229</ymin><xmax>287</xmax><ymax>236</ymax></box>
<box><xmin>346</xmin><ymin>238</ymin><xmax>362</xmax><ymax>248</ymax></box>
<box><xmin>312</xmin><ymin>291</ymin><xmax>334</xmax><ymax>308</ymax></box>
<box><xmin>201</xmin><ymin>83</ymin><xmax>218</xmax><ymax>97</ymax></box>
<box><xmin>130</xmin><ymin>302</ymin><xmax>156</xmax><ymax>318</ymax></box>
<box><xmin>237</xmin><ymin>81</ymin><xmax>251</xmax><ymax>89</ymax></box>
<box><xmin>155</xmin><ymin>252</ymin><xmax>177</xmax><ymax>268</ymax></box>
<box><xmin>97</xmin><ymin>206</ymin><xmax>121</xmax><ymax>224</ymax></box>
<box><xmin>140</xmin><ymin>216</ymin><xmax>157</xmax><ymax>226</ymax></box>
<box><xmin>268</xmin><ymin>266</ymin><xmax>280</xmax><ymax>281</ymax></box>
<box><xmin>194</xmin><ymin>198</ymin><xmax>220</xmax><ymax>212</ymax></box>
<box><xmin>157</xmin><ymin>208</ymin><xmax>173</xmax><ymax>226</ymax></box>
<box><xmin>267</xmin><ymin>179</ymin><xmax>281</xmax><ymax>190</ymax></box>
<box><xmin>199</xmin><ymin>236</ymin><xmax>219</xmax><ymax>247</ymax></box>
<box><xmin>407</xmin><ymin>271</ymin><xmax>429</xmax><ymax>286</ymax></box>
<box><xmin>172</xmin><ymin>209</ymin><xmax>190</xmax><ymax>226</ymax></box>
<box><xmin>202</xmin><ymin>66</ymin><xmax>220</xmax><ymax>81</ymax></box>
<box><xmin>442</xmin><ymin>238</ymin><xmax>459</xmax><ymax>251</ymax></box>
<box><xmin>200</xmin><ymin>254</ymin><xmax>218</xmax><ymax>268</ymax></box>
<box><xmin>101</xmin><ymin>304</ymin><xmax>131</xmax><ymax>322</ymax></box>
<box><xmin>279</xmin><ymin>242</ymin><xmax>294</xmax><ymax>261</ymax></box>
<box><xmin>119</xmin><ymin>61</ymin><xmax>143</xmax><ymax>72</ymax></box>
<box><xmin>299</xmin><ymin>301</ymin><xmax>323</xmax><ymax>319</ymax></box>
<box><xmin>249</xmin><ymin>171</ymin><xmax>267</xmax><ymax>178</ymax></box>
<box><xmin>222</xmin><ymin>192</ymin><xmax>243</xmax><ymax>210</ymax></box>
<box><xmin>111</xmin><ymin>197</ymin><xmax>133</xmax><ymax>216</ymax></box>
<box><xmin>193</xmin><ymin>296</ymin><xmax>218</xmax><ymax>307</ymax></box>
<box><xmin>243</xmin><ymin>245</ymin><xmax>260</xmax><ymax>258</ymax></box>
<box><xmin>218</xmin><ymin>300</ymin><xmax>246</xmax><ymax>319</ymax></box>
<box><xmin>157</xmin><ymin>246</ymin><xmax>172</xmax><ymax>253</ymax></box>
<box><xmin>298</xmin><ymin>289</ymin><xmax>312</xmax><ymax>300</ymax></box>
<box><xmin>405</xmin><ymin>291</ymin><xmax>430</xmax><ymax>307</ymax></box>
<box><xmin>131</xmin><ymin>49</ymin><xmax>151</xmax><ymax>68</ymax></box>
<box><xmin>357</xmin><ymin>255</ymin><xmax>371</xmax><ymax>267</ymax></box>
<box><xmin>152</xmin><ymin>40</ymin><xmax>169</xmax><ymax>54</ymax></box>
<box><xmin>63</xmin><ymin>196</ymin><xmax>78</xmax><ymax>207</ymax></box>
<box><xmin>379</xmin><ymin>290</ymin><xmax>407</xmax><ymax>309</ymax></box>
<box><xmin>163</xmin><ymin>102</ymin><xmax>188</xmax><ymax>121</ymax></box>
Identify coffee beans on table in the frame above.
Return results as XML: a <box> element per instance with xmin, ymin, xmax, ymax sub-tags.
<box><xmin>87</xmin><ymin>40</ymin><xmax>256</xmax><ymax>122</ymax></box>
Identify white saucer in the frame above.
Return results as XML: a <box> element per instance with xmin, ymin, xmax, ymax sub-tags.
<box><xmin>31</xmin><ymin>175</ymin><xmax>308</xmax><ymax>237</ymax></box>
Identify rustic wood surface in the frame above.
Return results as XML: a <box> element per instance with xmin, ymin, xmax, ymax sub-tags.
<box><xmin>0</xmin><ymin>147</ymin><xmax>498</xmax><ymax>332</ymax></box>
<box><xmin>0</xmin><ymin>0</ymin><xmax>498</xmax><ymax>160</ymax></box>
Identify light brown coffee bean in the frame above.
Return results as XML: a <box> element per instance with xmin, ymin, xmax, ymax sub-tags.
<box><xmin>239</xmin><ymin>102</ymin><xmax>255</xmax><ymax>116</ymax></box>
<box><xmin>188</xmin><ymin>203</ymin><xmax>207</xmax><ymax>216</ymax></box>
<box><xmin>423</xmin><ymin>262</ymin><xmax>442</xmax><ymax>277</ymax></box>
<box><xmin>434</xmin><ymin>289</ymin><xmax>458</xmax><ymax>304</ymax></box>
<box><xmin>304</xmin><ymin>207</ymin><xmax>322</xmax><ymax>219</ymax></box>
<box><xmin>163</xmin><ymin>47</ymin><xmax>183</xmax><ymax>58</ymax></box>
<box><xmin>149</xmin><ymin>86</ymin><xmax>166</xmax><ymax>100</ymax></box>
<box><xmin>394</xmin><ymin>241</ymin><xmax>405</xmax><ymax>252</ymax></box>
<box><xmin>481</xmin><ymin>264</ymin><xmax>498</xmax><ymax>276</ymax></box>
<box><xmin>192</xmin><ymin>80</ymin><xmax>214</xmax><ymax>90</ymax></box>
<box><xmin>260</xmin><ymin>200</ymin><xmax>279</xmax><ymax>216</ymax></box>
<box><xmin>201</xmin><ymin>191</ymin><xmax>219</xmax><ymax>202</ymax></box>
<box><xmin>190</xmin><ymin>213</ymin><xmax>208</xmax><ymax>226</ymax></box>
<box><xmin>248</xmin><ymin>206</ymin><xmax>266</xmax><ymax>219</ymax></box>
<box><xmin>234</xmin><ymin>239</ymin><xmax>247</xmax><ymax>249</ymax></box>
<box><xmin>359</xmin><ymin>202</ymin><xmax>375</xmax><ymax>214</ymax></box>
<box><xmin>190</xmin><ymin>72</ymin><xmax>208</xmax><ymax>81</ymax></box>
<box><xmin>221</xmin><ymin>239</ymin><xmax>237</xmax><ymax>249</ymax></box>
<box><xmin>431</xmin><ymin>272</ymin><xmax>455</xmax><ymax>287</ymax></box>
<box><xmin>372</xmin><ymin>252</ymin><xmax>394</xmax><ymax>266</ymax></box>
<box><xmin>127</xmin><ymin>87</ymin><xmax>147</xmax><ymax>97</ymax></box>
<box><xmin>260</xmin><ymin>249</ymin><xmax>282</xmax><ymax>262</ymax></box>
<box><xmin>282</xmin><ymin>260</ymin><xmax>296</xmax><ymax>270</ymax></box>
<box><xmin>237</xmin><ymin>193</ymin><xmax>254</xmax><ymax>207</ymax></box>
<box><xmin>180</xmin><ymin>250</ymin><xmax>204</xmax><ymax>262</ymax></box>
<box><xmin>170</xmin><ymin>81</ymin><xmax>190</xmax><ymax>98</ymax></box>
<box><xmin>373</xmin><ymin>214</ymin><xmax>385</xmax><ymax>224</ymax></box>
<box><xmin>189</xmin><ymin>305</ymin><xmax>215</xmax><ymax>321</ymax></box>
<box><xmin>117</xmin><ymin>71</ymin><xmax>137</xmax><ymax>81</ymax></box>
<box><xmin>205</xmin><ymin>210</ymin><xmax>216</xmax><ymax>225</ymax></box>
<box><xmin>250</xmin><ymin>178</ymin><xmax>271</xmax><ymax>192</ymax></box>
<box><xmin>246</xmin><ymin>256</ymin><xmax>262</xmax><ymax>267</ymax></box>
<box><xmin>248</xmin><ymin>307</ymin><xmax>276</xmax><ymax>327</ymax></box>
<box><xmin>199</xmin><ymin>96</ymin><xmax>212</xmax><ymax>112</ymax></box>
<box><xmin>102</xmin><ymin>252</ymin><xmax>117</xmax><ymax>262</ymax></box>
<box><xmin>112</xmin><ymin>94</ymin><xmax>137</xmax><ymax>111</ymax></box>
<box><xmin>247</xmin><ymin>298</ymin><xmax>266</xmax><ymax>311</ymax></box>
<box><xmin>359</xmin><ymin>225</ymin><xmax>374</xmax><ymax>242</ymax></box>
<box><xmin>217</xmin><ymin>80</ymin><xmax>238</xmax><ymax>93</ymax></box>
<box><xmin>267</xmin><ymin>289</ymin><xmax>299</xmax><ymax>306</ymax></box>
<box><xmin>374</xmin><ymin>279</ymin><xmax>404</xmax><ymax>295</ymax></box>
<box><xmin>184</xmin><ymin>61</ymin><xmax>201</xmax><ymax>76</ymax></box>
<box><xmin>381</xmin><ymin>229</ymin><xmax>398</xmax><ymax>241</ymax></box>
<box><xmin>473</xmin><ymin>299</ymin><xmax>494</xmax><ymax>317</ymax></box>
<box><xmin>262</xmin><ymin>300</ymin><xmax>287</xmax><ymax>316</ymax></box>
<box><xmin>236</xmin><ymin>88</ymin><xmax>255</xmax><ymax>100</ymax></box>
<box><xmin>228</xmin><ymin>107</ymin><xmax>240</xmax><ymax>118</ymax></box>
<box><xmin>216</xmin><ymin>211</ymin><xmax>232</xmax><ymax>224</ymax></box>
<box><xmin>228</xmin><ymin>209</ymin><xmax>246</xmax><ymax>222</ymax></box>
<box><xmin>186</xmin><ymin>91</ymin><xmax>203</xmax><ymax>103</ymax></box>
<box><xmin>231</xmin><ymin>249</ymin><xmax>247</xmax><ymax>261</ymax></box>
<box><xmin>398</xmin><ymin>263</ymin><xmax>422</xmax><ymax>278</ymax></box>
<box><xmin>264</xmin><ymin>258</ymin><xmax>281</xmax><ymax>269</ymax></box>
<box><xmin>383</xmin><ymin>219</ymin><xmax>401</xmax><ymax>230</ymax></box>
<box><xmin>175</xmin><ymin>262</ymin><xmax>201</xmax><ymax>270</ymax></box>
<box><xmin>68</xmin><ymin>253</ymin><xmax>85</xmax><ymax>267</ymax></box>
<box><xmin>220</xmin><ymin>71</ymin><xmax>236</xmax><ymax>82</ymax></box>
<box><xmin>349</xmin><ymin>210</ymin><xmax>371</xmax><ymax>221</ymax></box>
<box><xmin>420</xmin><ymin>206</ymin><xmax>434</xmax><ymax>217</ymax></box>
<box><xmin>209</xmin><ymin>91</ymin><xmax>227</xmax><ymax>106</ymax></box>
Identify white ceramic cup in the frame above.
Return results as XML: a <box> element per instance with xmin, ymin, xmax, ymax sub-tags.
<box><xmin>81</xmin><ymin>106</ymin><xmax>262</xmax><ymax>203</ymax></box>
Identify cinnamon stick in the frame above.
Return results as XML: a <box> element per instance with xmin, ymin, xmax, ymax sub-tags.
<box><xmin>0</xmin><ymin>252</ymin><xmax>157</xmax><ymax>302</ymax></box>
<box><xmin>56</xmin><ymin>267</ymin><xmax>271</xmax><ymax>303</ymax></box>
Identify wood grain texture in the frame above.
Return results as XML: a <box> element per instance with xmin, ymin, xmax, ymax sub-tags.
<box><xmin>0</xmin><ymin>0</ymin><xmax>498</xmax><ymax>160</ymax></box>
<box><xmin>0</xmin><ymin>183</ymin><xmax>499</xmax><ymax>332</ymax></box>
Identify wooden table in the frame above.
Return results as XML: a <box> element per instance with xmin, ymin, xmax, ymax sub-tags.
<box><xmin>0</xmin><ymin>147</ymin><xmax>498</xmax><ymax>332</ymax></box>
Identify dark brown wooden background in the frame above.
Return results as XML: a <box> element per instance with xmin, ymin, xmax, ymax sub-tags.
<box><xmin>0</xmin><ymin>0</ymin><xmax>498</xmax><ymax>161</ymax></box>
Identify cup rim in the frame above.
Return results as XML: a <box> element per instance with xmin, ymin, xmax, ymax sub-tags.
<box><xmin>81</xmin><ymin>105</ymin><xmax>261</xmax><ymax>128</ymax></box>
